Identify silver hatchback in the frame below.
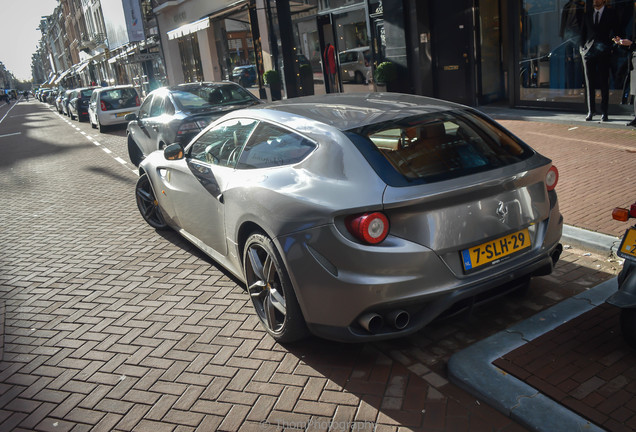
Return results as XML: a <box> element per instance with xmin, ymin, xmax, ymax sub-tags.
<box><xmin>135</xmin><ymin>93</ymin><xmax>562</xmax><ymax>343</ymax></box>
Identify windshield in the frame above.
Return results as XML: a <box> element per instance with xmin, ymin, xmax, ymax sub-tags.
<box><xmin>346</xmin><ymin>110</ymin><xmax>533</xmax><ymax>185</ymax></box>
<box><xmin>172</xmin><ymin>85</ymin><xmax>255</xmax><ymax>110</ymax></box>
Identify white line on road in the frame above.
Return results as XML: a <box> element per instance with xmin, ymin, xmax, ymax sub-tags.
<box><xmin>0</xmin><ymin>102</ymin><xmax>18</xmax><ymax>124</ymax></box>
<box><xmin>51</xmin><ymin>105</ymin><xmax>138</xmax><ymax>177</ymax></box>
<box><xmin>0</xmin><ymin>132</ymin><xmax>22</xmax><ymax>138</ymax></box>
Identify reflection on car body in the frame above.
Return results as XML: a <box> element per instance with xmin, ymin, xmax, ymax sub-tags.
<box><xmin>134</xmin><ymin>93</ymin><xmax>563</xmax><ymax>343</ymax></box>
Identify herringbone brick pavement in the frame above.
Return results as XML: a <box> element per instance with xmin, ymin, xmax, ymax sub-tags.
<box><xmin>0</xmin><ymin>100</ymin><xmax>620</xmax><ymax>431</ymax></box>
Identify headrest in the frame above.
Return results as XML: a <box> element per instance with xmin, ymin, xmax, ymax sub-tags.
<box><xmin>419</xmin><ymin>121</ymin><xmax>445</xmax><ymax>139</ymax></box>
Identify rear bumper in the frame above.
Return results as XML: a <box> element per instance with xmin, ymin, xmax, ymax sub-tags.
<box><xmin>98</xmin><ymin>111</ymin><xmax>135</xmax><ymax>126</ymax></box>
<box><xmin>277</xmin><ymin>214</ymin><xmax>563</xmax><ymax>342</ymax></box>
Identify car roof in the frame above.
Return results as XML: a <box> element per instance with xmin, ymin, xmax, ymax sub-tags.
<box><xmin>341</xmin><ymin>46</ymin><xmax>370</xmax><ymax>53</ymax></box>
<box><xmin>238</xmin><ymin>93</ymin><xmax>464</xmax><ymax>132</ymax></box>
<box><xmin>94</xmin><ymin>85</ymin><xmax>135</xmax><ymax>92</ymax></box>
<box><xmin>166</xmin><ymin>81</ymin><xmax>242</xmax><ymax>92</ymax></box>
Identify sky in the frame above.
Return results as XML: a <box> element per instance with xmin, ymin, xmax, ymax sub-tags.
<box><xmin>0</xmin><ymin>0</ymin><xmax>59</xmax><ymax>81</ymax></box>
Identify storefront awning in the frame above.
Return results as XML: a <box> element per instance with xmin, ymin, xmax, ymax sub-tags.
<box><xmin>167</xmin><ymin>17</ymin><xmax>210</xmax><ymax>40</ymax></box>
<box><xmin>54</xmin><ymin>69</ymin><xmax>71</xmax><ymax>85</ymax></box>
<box><xmin>75</xmin><ymin>61</ymin><xmax>90</xmax><ymax>73</ymax></box>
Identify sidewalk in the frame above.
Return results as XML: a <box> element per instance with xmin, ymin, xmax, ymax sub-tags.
<box><xmin>449</xmin><ymin>105</ymin><xmax>636</xmax><ymax>432</ymax></box>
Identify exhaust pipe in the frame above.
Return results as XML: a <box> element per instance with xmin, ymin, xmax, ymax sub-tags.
<box><xmin>386</xmin><ymin>310</ymin><xmax>409</xmax><ymax>330</ymax></box>
<box><xmin>358</xmin><ymin>313</ymin><xmax>383</xmax><ymax>334</ymax></box>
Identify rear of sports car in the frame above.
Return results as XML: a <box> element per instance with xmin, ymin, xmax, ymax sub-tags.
<box><xmin>277</xmin><ymin>107</ymin><xmax>562</xmax><ymax>342</ymax></box>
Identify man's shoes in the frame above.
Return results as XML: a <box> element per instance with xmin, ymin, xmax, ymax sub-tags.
<box><xmin>627</xmin><ymin>119</ymin><xmax>636</xmax><ymax>127</ymax></box>
<box><xmin>585</xmin><ymin>113</ymin><xmax>594</xmax><ymax>121</ymax></box>
<box><xmin>601</xmin><ymin>114</ymin><xmax>609</xmax><ymax>122</ymax></box>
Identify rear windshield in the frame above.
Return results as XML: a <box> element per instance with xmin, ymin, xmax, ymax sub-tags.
<box><xmin>172</xmin><ymin>85</ymin><xmax>255</xmax><ymax>110</ymax></box>
<box><xmin>100</xmin><ymin>88</ymin><xmax>138</xmax><ymax>110</ymax></box>
<box><xmin>80</xmin><ymin>89</ymin><xmax>94</xmax><ymax>98</ymax></box>
<box><xmin>346</xmin><ymin>110</ymin><xmax>532</xmax><ymax>186</ymax></box>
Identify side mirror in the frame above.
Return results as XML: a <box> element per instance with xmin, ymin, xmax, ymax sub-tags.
<box><xmin>125</xmin><ymin>113</ymin><xmax>137</xmax><ymax>121</ymax></box>
<box><xmin>164</xmin><ymin>143</ymin><xmax>184</xmax><ymax>161</ymax></box>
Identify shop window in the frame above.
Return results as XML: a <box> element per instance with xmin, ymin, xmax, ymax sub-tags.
<box><xmin>178</xmin><ymin>33</ymin><xmax>204</xmax><ymax>83</ymax></box>
<box><xmin>519</xmin><ymin>0</ymin><xmax>634</xmax><ymax>105</ymax></box>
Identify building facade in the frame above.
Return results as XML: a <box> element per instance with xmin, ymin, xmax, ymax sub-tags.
<box><xmin>34</xmin><ymin>0</ymin><xmax>635</xmax><ymax>114</ymax></box>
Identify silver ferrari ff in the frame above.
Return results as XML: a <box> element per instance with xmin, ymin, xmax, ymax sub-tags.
<box><xmin>135</xmin><ymin>93</ymin><xmax>562</xmax><ymax>343</ymax></box>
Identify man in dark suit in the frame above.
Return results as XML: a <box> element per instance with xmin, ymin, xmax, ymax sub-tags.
<box><xmin>579</xmin><ymin>0</ymin><xmax>619</xmax><ymax>122</ymax></box>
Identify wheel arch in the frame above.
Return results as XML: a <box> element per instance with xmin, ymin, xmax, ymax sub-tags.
<box><xmin>127</xmin><ymin>133</ymin><xmax>144</xmax><ymax>167</ymax></box>
<box><xmin>236</xmin><ymin>221</ymin><xmax>268</xmax><ymax>268</ymax></box>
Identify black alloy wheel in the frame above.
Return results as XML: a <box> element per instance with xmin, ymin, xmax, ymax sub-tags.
<box><xmin>243</xmin><ymin>232</ymin><xmax>308</xmax><ymax>343</ymax></box>
<box><xmin>135</xmin><ymin>174</ymin><xmax>168</xmax><ymax>229</ymax></box>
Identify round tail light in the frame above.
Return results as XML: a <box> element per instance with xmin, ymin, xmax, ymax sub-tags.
<box><xmin>346</xmin><ymin>212</ymin><xmax>389</xmax><ymax>245</ymax></box>
<box><xmin>545</xmin><ymin>165</ymin><xmax>558</xmax><ymax>191</ymax></box>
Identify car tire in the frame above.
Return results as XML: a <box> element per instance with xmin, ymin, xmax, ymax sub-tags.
<box><xmin>135</xmin><ymin>173</ymin><xmax>168</xmax><ymax>230</ymax></box>
<box><xmin>97</xmin><ymin>119</ymin><xmax>108</xmax><ymax>133</ymax></box>
<box><xmin>128</xmin><ymin>135</ymin><xmax>143</xmax><ymax>167</ymax></box>
<box><xmin>620</xmin><ymin>308</ymin><xmax>636</xmax><ymax>349</ymax></box>
<box><xmin>243</xmin><ymin>232</ymin><xmax>309</xmax><ymax>343</ymax></box>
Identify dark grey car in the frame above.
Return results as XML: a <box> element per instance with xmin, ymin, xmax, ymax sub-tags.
<box><xmin>126</xmin><ymin>81</ymin><xmax>263</xmax><ymax>166</ymax></box>
<box><xmin>134</xmin><ymin>93</ymin><xmax>562</xmax><ymax>343</ymax></box>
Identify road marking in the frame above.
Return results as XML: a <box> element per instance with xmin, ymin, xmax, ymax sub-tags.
<box><xmin>568</xmin><ymin>127</ymin><xmax>578</xmax><ymax>131</ymax></box>
<box><xmin>51</xmin><ymin>105</ymin><xmax>139</xmax><ymax>177</ymax></box>
<box><xmin>0</xmin><ymin>101</ymin><xmax>18</xmax><ymax>124</ymax></box>
<box><xmin>0</xmin><ymin>132</ymin><xmax>22</xmax><ymax>138</ymax></box>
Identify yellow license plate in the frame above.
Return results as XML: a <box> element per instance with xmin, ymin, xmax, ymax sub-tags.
<box><xmin>462</xmin><ymin>228</ymin><xmax>532</xmax><ymax>272</ymax></box>
<box><xmin>618</xmin><ymin>228</ymin><xmax>636</xmax><ymax>261</ymax></box>
<box><xmin>116</xmin><ymin>112</ymin><xmax>131</xmax><ymax>118</ymax></box>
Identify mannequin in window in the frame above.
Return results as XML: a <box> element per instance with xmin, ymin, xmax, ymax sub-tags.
<box><xmin>560</xmin><ymin>0</ymin><xmax>584</xmax><ymax>90</ymax></box>
<box><xmin>579</xmin><ymin>0</ymin><xmax>619</xmax><ymax>122</ymax></box>
<box><xmin>324</xmin><ymin>43</ymin><xmax>338</xmax><ymax>93</ymax></box>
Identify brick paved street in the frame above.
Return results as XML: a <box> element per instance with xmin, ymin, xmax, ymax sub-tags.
<box><xmin>495</xmin><ymin>119</ymin><xmax>636</xmax><ymax>239</ymax></box>
<box><xmin>0</xmin><ymin>100</ymin><xmax>624</xmax><ymax>431</ymax></box>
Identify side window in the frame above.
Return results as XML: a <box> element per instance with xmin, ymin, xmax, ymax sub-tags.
<box><xmin>188</xmin><ymin>118</ymin><xmax>258</xmax><ymax>167</ymax></box>
<box><xmin>138</xmin><ymin>95</ymin><xmax>153</xmax><ymax>119</ymax></box>
<box><xmin>164</xmin><ymin>98</ymin><xmax>175</xmax><ymax>116</ymax></box>
<box><xmin>237</xmin><ymin>122</ymin><xmax>316</xmax><ymax>169</ymax></box>
<box><xmin>149</xmin><ymin>96</ymin><xmax>164</xmax><ymax>117</ymax></box>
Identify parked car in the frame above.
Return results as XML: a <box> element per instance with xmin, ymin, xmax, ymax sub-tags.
<box><xmin>61</xmin><ymin>89</ymin><xmax>74</xmax><ymax>116</ymax></box>
<box><xmin>126</xmin><ymin>81</ymin><xmax>263</xmax><ymax>166</ymax></box>
<box><xmin>68</xmin><ymin>87</ymin><xmax>97</xmax><ymax>121</ymax></box>
<box><xmin>55</xmin><ymin>90</ymin><xmax>67</xmax><ymax>114</ymax></box>
<box><xmin>339</xmin><ymin>47</ymin><xmax>371</xmax><ymax>84</ymax></box>
<box><xmin>232</xmin><ymin>65</ymin><xmax>257</xmax><ymax>87</ymax></box>
<box><xmin>88</xmin><ymin>85</ymin><xmax>141</xmax><ymax>133</ymax></box>
<box><xmin>133</xmin><ymin>93</ymin><xmax>563</xmax><ymax>343</ymax></box>
<box><xmin>46</xmin><ymin>89</ymin><xmax>58</xmax><ymax>105</ymax></box>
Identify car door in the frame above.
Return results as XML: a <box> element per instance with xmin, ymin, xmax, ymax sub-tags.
<box><xmin>157</xmin><ymin>118</ymin><xmax>259</xmax><ymax>256</ymax></box>
<box><xmin>131</xmin><ymin>94</ymin><xmax>157</xmax><ymax>156</ymax></box>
